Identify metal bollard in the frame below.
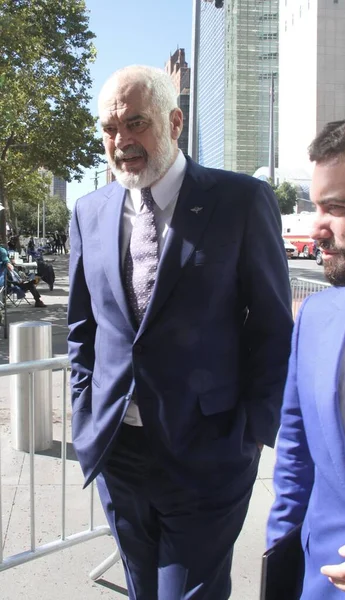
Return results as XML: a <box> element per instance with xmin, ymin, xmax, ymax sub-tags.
<box><xmin>10</xmin><ymin>321</ymin><xmax>53</xmax><ymax>452</ymax></box>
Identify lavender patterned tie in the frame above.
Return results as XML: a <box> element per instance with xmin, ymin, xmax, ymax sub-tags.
<box><xmin>124</xmin><ymin>187</ymin><xmax>159</xmax><ymax>324</ymax></box>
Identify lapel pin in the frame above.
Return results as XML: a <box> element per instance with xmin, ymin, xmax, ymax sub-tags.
<box><xmin>190</xmin><ymin>206</ymin><xmax>203</xmax><ymax>214</ymax></box>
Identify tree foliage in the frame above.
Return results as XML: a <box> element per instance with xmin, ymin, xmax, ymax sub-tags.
<box><xmin>43</xmin><ymin>196</ymin><xmax>71</xmax><ymax>234</ymax></box>
<box><xmin>0</xmin><ymin>0</ymin><xmax>104</xmax><ymax>236</ymax></box>
<box><xmin>8</xmin><ymin>171</ymin><xmax>71</xmax><ymax>234</ymax></box>
<box><xmin>270</xmin><ymin>180</ymin><xmax>298</xmax><ymax>215</ymax></box>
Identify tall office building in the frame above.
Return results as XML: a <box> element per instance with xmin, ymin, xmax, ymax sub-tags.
<box><xmin>165</xmin><ymin>48</ymin><xmax>191</xmax><ymax>154</ymax></box>
<box><xmin>50</xmin><ymin>176</ymin><xmax>67</xmax><ymax>202</ymax></box>
<box><xmin>197</xmin><ymin>0</ymin><xmax>279</xmax><ymax>174</ymax></box>
<box><xmin>279</xmin><ymin>0</ymin><xmax>345</xmax><ymax>173</ymax></box>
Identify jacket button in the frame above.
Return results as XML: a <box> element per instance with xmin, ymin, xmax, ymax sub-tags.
<box><xmin>134</xmin><ymin>344</ymin><xmax>142</xmax><ymax>354</ymax></box>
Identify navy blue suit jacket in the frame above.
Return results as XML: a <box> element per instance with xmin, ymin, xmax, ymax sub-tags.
<box><xmin>68</xmin><ymin>158</ymin><xmax>292</xmax><ymax>489</ymax></box>
<box><xmin>267</xmin><ymin>286</ymin><xmax>345</xmax><ymax>599</ymax></box>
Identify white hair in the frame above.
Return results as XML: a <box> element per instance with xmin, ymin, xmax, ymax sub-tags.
<box><xmin>99</xmin><ymin>65</ymin><xmax>178</xmax><ymax>115</ymax></box>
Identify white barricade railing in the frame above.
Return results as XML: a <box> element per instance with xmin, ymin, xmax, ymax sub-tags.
<box><xmin>0</xmin><ymin>355</ymin><xmax>120</xmax><ymax>579</ymax></box>
<box><xmin>290</xmin><ymin>276</ymin><xmax>331</xmax><ymax>319</ymax></box>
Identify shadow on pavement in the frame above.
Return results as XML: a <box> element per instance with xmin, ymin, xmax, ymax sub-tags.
<box><xmin>44</xmin><ymin>288</ymin><xmax>69</xmax><ymax>297</ymax></box>
<box><xmin>96</xmin><ymin>580</ymin><xmax>128</xmax><ymax>596</ymax></box>
<box><xmin>36</xmin><ymin>440</ymin><xmax>77</xmax><ymax>461</ymax></box>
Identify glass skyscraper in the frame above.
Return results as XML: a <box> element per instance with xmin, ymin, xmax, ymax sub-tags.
<box><xmin>50</xmin><ymin>176</ymin><xmax>67</xmax><ymax>203</ymax></box>
<box><xmin>197</xmin><ymin>0</ymin><xmax>279</xmax><ymax>174</ymax></box>
<box><xmin>198</xmin><ymin>2</ymin><xmax>226</xmax><ymax>167</ymax></box>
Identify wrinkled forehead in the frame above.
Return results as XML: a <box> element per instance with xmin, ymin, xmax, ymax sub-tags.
<box><xmin>99</xmin><ymin>75</ymin><xmax>154</xmax><ymax>119</ymax></box>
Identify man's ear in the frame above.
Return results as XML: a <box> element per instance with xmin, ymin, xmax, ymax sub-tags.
<box><xmin>170</xmin><ymin>108</ymin><xmax>183</xmax><ymax>140</ymax></box>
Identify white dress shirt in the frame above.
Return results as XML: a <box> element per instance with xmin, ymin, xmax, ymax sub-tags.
<box><xmin>122</xmin><ymin>150</ymin><xmax>187</xmax><ymax>426</ymax></box>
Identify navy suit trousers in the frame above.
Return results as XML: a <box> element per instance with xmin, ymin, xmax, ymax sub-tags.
<box><xmin>97</xmin><ymin>424</ymin><xmax>257</xmax><ymax>600</ymax></box>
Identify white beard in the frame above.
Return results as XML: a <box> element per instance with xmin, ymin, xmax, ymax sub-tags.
<box><xmin>108</xmin><ymin>123</ymin><xmax>176</xmax><ymax>189</ymax></box>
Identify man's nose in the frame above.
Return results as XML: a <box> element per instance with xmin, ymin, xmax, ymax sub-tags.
<box><xmin>114</xmin><ymin>128</ymin><xmax>132</xmax><ymax>149</ymax></box>
<box><xmin>310</xmin><ymin>217</ymin><xmax>332</xmax><ymax>240</ymax></box>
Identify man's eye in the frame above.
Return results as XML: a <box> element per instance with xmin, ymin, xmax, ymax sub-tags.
<box><xmin>129</xmin><ymin>121</ymin><xmax>146</xmax><ymax>131</ymax></box>
<box><xmin>104</xmin><ymin>127</ymin><xmax>116</xmax><ymax>134</ymax></box>
<box><xmin>328</xmin><ymin>205</ymin><xmax>345</xmax><ymax>216</ymax></box>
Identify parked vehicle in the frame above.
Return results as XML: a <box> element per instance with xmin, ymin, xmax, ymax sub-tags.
<box><xmin>315</xmin><ymin>248</ymin><xmax>323</xmax><ymax>265</ymax></box>
<box><xmin>283</xmin><ymin>238</ymin><xmax>298</xmax><ymax>259</ymax></box>
<box><xmin>281</xmin><ymin>212</ymin><xmax>316</xmax><ymax>258</ymax></box>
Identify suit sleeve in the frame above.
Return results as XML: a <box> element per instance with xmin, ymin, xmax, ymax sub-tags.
<box><xmin>266</xmin><ymin>299</ymin><xmax>314</xmax><ymax>547</ymax></box>
<box><xmin>239</xmin><ymin>181</ymin><xmax>293</xmax><ymax>447</ymax></box>
<box><xmin>67</xmin><ymin>200</ymin><xmax>97</xmax><ymax>411</ymax></box>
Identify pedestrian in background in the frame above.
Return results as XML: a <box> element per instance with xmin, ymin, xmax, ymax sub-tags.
<box><xmin>60</xmin><ymin>231</ymin><xmax>67</xmax><ymax>254</ymax></box>
<box><xmin>267</xmin><ymin>120</ymin><xmax>345</xmax><ymax>599</ymax></box>
<box><xmin>54</xmin><ymin>232</ymin><xmax>62</xmax><ymax>254</ymax></box>
<box><xmin>27</xmin><ymin>236</ymin><xmax>35</xmax><ymax>259</ymax></box>
<box><xmin>68</xmin><ymin>65</ymin><xmax>292</xmax><ymax>600</ymax></box>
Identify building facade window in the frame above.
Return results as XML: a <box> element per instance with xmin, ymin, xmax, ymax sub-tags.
<box><xmin>259</xmin><ymin>13</ymin><xmax>278</xmax><ymax>21</ymax></box>
<box><xmin>198</xmin><ymin>1</ymin><xmax>225</xmax><ymax>167</ymax></box>
<box><xmin>259</xmin><ymin>53</ymin><xmax>278</xmax><ymax>60</ymax></box>
<box><xmin>197</xmin><ymin>0</ymin><xmax>279</xmax><ymax>174</ymax></box>
<box><xmin>259</xmin><ymin>32</ymin><xmax>278</xmax><ymax>40</ymax></box>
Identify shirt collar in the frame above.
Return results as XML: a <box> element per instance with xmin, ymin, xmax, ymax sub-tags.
<box><xmin>129</xmin><ymin>150</ymin><xmax>187</xmax><ymax>211</ymax></box>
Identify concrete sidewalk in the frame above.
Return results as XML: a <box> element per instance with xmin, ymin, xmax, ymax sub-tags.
<box><xmin>0</xmin><ymin>255</ymin><xmax>276</xmax><ymax>599</ymax></box>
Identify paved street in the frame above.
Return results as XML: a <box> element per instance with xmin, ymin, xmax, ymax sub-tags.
<box><xmin>288</xmin><ymin>256</ymin><xmax>326</xmax><ymax>281</ymax></box>
<box><xmin>0</xmin><ymin>255</ymin><xmax>325</xmax><ymax>598</ymax></box>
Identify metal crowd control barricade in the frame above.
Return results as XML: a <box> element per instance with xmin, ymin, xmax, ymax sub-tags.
<box><xmin>0</xmin><ymin>355</ymin><xmax>120</xmax><ymax>580</ymax></box>
<box><xmin>290</xmin><ymin>276</ymin><xmax>331</xmax><ymax>319</ymax></box>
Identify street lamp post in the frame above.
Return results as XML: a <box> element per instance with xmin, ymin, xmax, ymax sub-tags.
<box><xmin>268</xmin><ymin>73</ymin><xmax>275</xmax><ymax>184</ymax></box>
<box><xmin>38</xmin><ymin>168</ymin><xmax>50</xmax><ymax>243</ymax></box>
<box><xmin>93</xmin><ymin>167</ymin><xmax>109</xmax><ymax>190</ymax></box>
<box><xmin>188</xmin><ymin>0</ymin><xmax>201</xmax><ymax>161</ymax></box>
<box><xmin>42</xmin><ymin>200</ymin><xmax>46</xmax><ymax>240</ymax></box>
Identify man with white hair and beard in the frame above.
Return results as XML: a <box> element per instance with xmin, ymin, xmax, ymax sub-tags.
<box><xmin>68</xmin><ymin>65</ymin><xmax>292</xmax><ymax>599</ymax></box>
<box><xmin>267</xmin><ymin>120</ymin><xmax>345</xmax><ymax>599</ymax></box>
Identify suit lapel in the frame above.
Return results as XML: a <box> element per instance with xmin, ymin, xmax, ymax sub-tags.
<box><xmin>98</xmin><ymin>185</ymin><xmax>136</xmax><ymax>331</ymax></box>
<box><xmin>315</xmin><ymin>290</ymin><xmax>345</xmax><ymax>488</ymax></box>
<box><xmin>137</xmin><ymin>161</ymin><xmax>217</xmax><ymax>337</ymax></box>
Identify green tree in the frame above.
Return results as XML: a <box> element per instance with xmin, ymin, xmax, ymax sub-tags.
<box><xmin>0</xmin><ymin>0</ymin><xmax>104</xmax><ymax>238</ymax></box>
<box><xmin>270</xmin><ymin>180</ymin><xmax>298</xmax><ymax>215</ymax></box>
<box><xmin>44</xmin><ymin>195</ymin><xmax>71</xmax><ymax>234</ymax></box>
<box><xmin>3</xmin><ymin>168</ymin><xmax>51</xmax><ymax>233</ymax></box>
<box><xmin>6</xmin><ymin>169</ymin><xmax>71</xmax><ymax>234</ymax></box>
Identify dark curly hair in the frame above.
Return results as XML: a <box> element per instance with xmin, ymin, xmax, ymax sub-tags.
<box><xmin>309</xmin><ymin>120</ymin><xmax>345</xmax><ymax>162</ymax></box>
<box><xmin>308</xmin><ymin>121</ymin><xmax>345</xmax><ymax>162</ymax></box>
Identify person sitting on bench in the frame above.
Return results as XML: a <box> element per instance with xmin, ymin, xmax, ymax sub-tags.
<box><xmin>0</xmin><ymin>243</ymin><xmax>46</xmax><ymax>308</ymax></box>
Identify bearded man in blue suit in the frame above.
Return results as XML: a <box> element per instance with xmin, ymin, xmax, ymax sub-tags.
<box><xmin>267</xmin><ymin>120</ymin><xmax>345</xmax><ymax>598</ymax></box>
<box><xmin>68</xmin><ymin>65</ymin><xmax>292</xmax><ymax>600</ymax></box>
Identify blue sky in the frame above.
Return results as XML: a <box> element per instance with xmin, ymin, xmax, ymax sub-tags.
<box><xmin>67</xmin><ymin>0</ymin><xmax>193</xmax><ymax>209</ymax></box>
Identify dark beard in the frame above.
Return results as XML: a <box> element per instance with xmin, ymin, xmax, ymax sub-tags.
<box><xmin>319</xmin><ymin>241</ymin><xmax>345</xmax><ymax>286</ymax></box>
